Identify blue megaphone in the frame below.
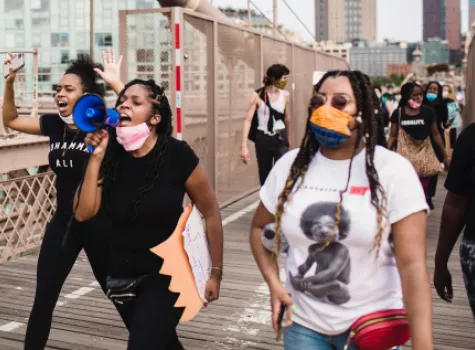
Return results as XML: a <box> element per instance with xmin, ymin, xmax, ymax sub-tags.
<box><xmin>73</xmin><ymin>94</ymin><xmax>120</xmax><ymax>152</ymax></box>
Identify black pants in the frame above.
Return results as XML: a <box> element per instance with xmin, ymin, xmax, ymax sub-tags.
<box><xmin>114</xmin><ymin>273</ymin><xmax>184</xmax><ymax>350</ymax></box>
<box><xmin>450</xmin><ymin>128</ymin><xmax>457</xmax><ymax>149</ymax></box>
<box><xmin>255</xmin><ymin>129</ymin><xmax>289</xmax><ymax>186</ymax></box>
<box><xmin>24</xmin><ymin>215</ymin><xmax>124</xmax><ymax>350</ymax></box>
<box><xmin>429</xmin><ymin>174</ymin><xmax>438</xmax><ymax>198</ymax></box>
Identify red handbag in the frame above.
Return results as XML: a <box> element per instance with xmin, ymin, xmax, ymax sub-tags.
<box><xmin>343</xmin><ymin>309</ymin><xmax>410</xmax><ymax>350</ymax></box>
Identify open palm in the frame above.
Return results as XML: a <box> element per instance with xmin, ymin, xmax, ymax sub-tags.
<box><xmin>94</xmin><ymin>48</ymin><xmax>123</xmax><ymax>91</ymax></box>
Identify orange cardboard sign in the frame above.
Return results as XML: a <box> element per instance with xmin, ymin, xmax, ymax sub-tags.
<box><xmin>150</xmin><ymin>204</ymin><xmax>204</xmax><ymax>322</ymax></box>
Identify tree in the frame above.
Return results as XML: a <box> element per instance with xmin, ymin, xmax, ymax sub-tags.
<box><xmin>371</xmin><ymin>76</ymin><xmax>391</xmax><ymax>87</ymax></box>
<box><xmin>389</xmin><ymin>73</ymin><xmax>405</xmax><ymax>86</ymax></box>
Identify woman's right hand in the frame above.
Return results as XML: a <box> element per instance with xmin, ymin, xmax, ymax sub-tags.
<box><xmin>85</xmin><ymin>129</ymin><xmax>109</xmax><ymax>160</ymax></box>
<box><xmin>3</xmin><ymin>52</ymin><xmax>18</xmax><ymax>84</ymax></box>
<box><xmin>434</xmin><ymin>264</ymin><xmax>453</xmax><ymax>303</ymax></box>
<box><xmin>269</xmin><ymin>280</ymin><xmax>294</xmax><ymax>333</ymax></box>
<box><xmin>443</xmin><ymin>155</ymin><xmax>451</xmax><ymax>170</ymax></box>
<box><xmin>241</xmin><ymin>146</ymin><xmax>251</xmax><ymax>164</ymax></box>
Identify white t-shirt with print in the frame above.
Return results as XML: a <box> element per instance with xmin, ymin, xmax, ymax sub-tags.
<box><xmin>260</xmin><ymin>146</ymin><xmax>428</xmax><ymax>335</ymax></box>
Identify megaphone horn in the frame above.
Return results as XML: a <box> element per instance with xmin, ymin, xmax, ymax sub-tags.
<box><xmin>73</xmin><ymin>94</ymin><xmax>120</xmax><ymax>152</ymax></box>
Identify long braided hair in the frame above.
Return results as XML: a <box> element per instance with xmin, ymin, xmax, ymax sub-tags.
<box><xmin>100</xmin><ymin>79</ymin><xmax>173</xmax><ymax>218</ymax></box>
<box><xmin>274</xmin><ymin>70</ymin><xmax>388</xmax><ymax>259</ymax></box>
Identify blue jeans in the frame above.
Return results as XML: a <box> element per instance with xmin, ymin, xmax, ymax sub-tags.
<box><xmin>284</xmin><ymin>323</ymin><xmax>356</xmax><ymax>350</ymax></box>
<box><xmin>284</xmin><ymin>322</ymin><xmax>401</xmax><ymax>350</ymax></box>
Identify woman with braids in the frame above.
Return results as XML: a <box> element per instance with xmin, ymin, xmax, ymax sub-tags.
<box><xmin>2</xmin><ymin>50</ymin><xmax>125</xmax><ymax>349</ymax></box>
<box><xmin>241</xmin><ymin>63</ymin><xmax>291</xmax><ymax>186</ymax></box>
<box><xmin>74</xmin><ymin>79</ymin><xmax>223</xmax><ymax>349</ymax></box>
<box><xmin>249</xmin><ymin>70</ymin><xmax>433</xmax><ymax>349</ymax></box>
<box><xmin>388</xmin><ymin>82</ymin><xmax>450</xmax><ymax>207</ymax></box>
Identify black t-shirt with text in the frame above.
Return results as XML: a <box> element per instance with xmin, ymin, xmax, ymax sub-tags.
<box><xmin>40</xmin><ymin>114</ymin><xmax>91</xmax><ymax>222</ymax></box>
<box><xmin>444</xmin><ymin>123</ymin><xmax>475</xmax><ymax>239</ymax></box>
<box><xmin>390</xmin><ymin>105</ymin><xmax>436</xmax><ymax>140</ymax></box>
<box><xmin>104</xmin><ymin>137</ymin><xmax>199</xmax><ymax>278</ymax></box>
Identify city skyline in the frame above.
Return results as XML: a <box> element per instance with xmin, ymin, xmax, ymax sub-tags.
<box><xmin>212</xmin><ymin>0</ymin><xmax>469</xmax><ymax>43</ymax></box>
<box><xmin>314</xmin><ymin>0</ymin><xmax>377</xmax><ymax>43</ymax></box>
<box><xmin>423</xmin><ymin>0</ymin><xmax>461</xmax><ymax>50</ymax></box>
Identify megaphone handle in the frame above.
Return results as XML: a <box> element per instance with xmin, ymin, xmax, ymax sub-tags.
<box><xmin>87</xmin><ymin>145</ymin><xmax>95</xmax><ymax>153</ymax></box>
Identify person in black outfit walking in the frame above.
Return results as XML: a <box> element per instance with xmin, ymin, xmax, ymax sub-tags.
<box><xmin>434</xmin><ymin>123</ymin><xmax>475</xmax><ymax>319</ymax></box>
<box><xmin>2</xmin><ymin>51</ymin><xmax>125</xmax><ymax>349</ymax></box>
<box><xmin>241</xmin><ymin>64</ymin><xmax>291</xmax><ymax>185</ymax></box>
<box><xmin>74</xmin><ymin>79</ymin><xmax>223</xmax><ymax>349</ymax></box>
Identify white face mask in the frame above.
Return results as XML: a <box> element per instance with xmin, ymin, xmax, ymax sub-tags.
<box><xmin>442</xmin><ymin>91</ymin><xmax>449</xmax><ymax>99</ymax></box>
<box><xmin>58</xmin><ymin>112</ymin><xmax>75</xmax><ymax>125</ymax></box>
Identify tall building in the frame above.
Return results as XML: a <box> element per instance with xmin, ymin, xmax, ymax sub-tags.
<box><xmin>314</xmin><ymin>0</ymin><xmax>376</xmax><ymax>43</ymax></box>
<box><xmin>470</xmin><ymin>0</ymin><xmax>475</xmax><ymax>27</ymax></box>
<box><xmin>349</xmin><ymin>42</ymin><xmax>407</xmax><ymax>77</ymax></box>
<box><xmin>423</xmin><ymin>0</ymin><xmax>461</xmax><ymax>50</ymax></box>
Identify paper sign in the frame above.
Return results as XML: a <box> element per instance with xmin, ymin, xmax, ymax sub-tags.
<box><xmin>150</xmin><ymin>204</ymin><xmax>209</xmax><ymax>323</ymax></box>
<box><xmin>182</xmin><ymin>205</ymin><xmax>211</xmax><ymax>303</ymax></box>
<box><xmin>313</xmin><ymin>71</ymin><xmax>327</xmax><ymax>85</ymax></box>
<box><xmin>447</xmin><ymin>101</ymin><xmax>458</xmax><ymax>120</ymax></box>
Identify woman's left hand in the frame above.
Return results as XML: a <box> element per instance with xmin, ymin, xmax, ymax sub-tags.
<box><xmin>94</xmin><ymin>48</ymin><xmax>123</xmax><ymax>91</ymax></box>
<box><xmin>205</xmin><ymin>270</ymin><xmax>221</xmax><ymax>303</ymax></box>
<box><xmin>445</xmin><ymin>119</ymin><xmax>454</xmax><ymax>128</ymax></box>
<box><xmin>444</xmin><ymin>156</ymin><xmax>451</xmax><ymax>170</ymax></box>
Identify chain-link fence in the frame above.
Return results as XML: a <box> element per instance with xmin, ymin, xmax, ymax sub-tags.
<box><xmin>0</xmin><ymin>172</ymin><xmax>56</xmax><ymax>262</ymax></box>
<box><xmin>120</xmin><ymin>9</ymin><xmax>173</xmax><ymax>92</ymax></box>
<box><xmin>121</xmin><ymin>8</ymin><xmax>348</xmax><ymax>205</ymax></box>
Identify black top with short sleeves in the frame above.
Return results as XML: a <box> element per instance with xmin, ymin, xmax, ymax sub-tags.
<box><xmin>103</xmin><ymin>137</ymin><xmax>199</xmax><ymax>277</ymax></box>
<box><xmin>40</xmin><ymin>114</ymin><xmax>91</xmax><ymax>223</ymax></box>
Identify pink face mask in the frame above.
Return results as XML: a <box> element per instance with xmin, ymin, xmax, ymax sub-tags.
<box><xmin>408</xmin><ymin>99</ymin><xmax>422</xmax><ymax>109</ymax></box>
<box><xmin>116</xmin><ymin>123</ymin><xmax>151</xmax><ymax>151</ymax></box>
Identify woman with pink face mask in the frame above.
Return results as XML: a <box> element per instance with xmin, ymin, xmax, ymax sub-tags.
<box><xmin>388</xmin><ymin>82</ymin><xmax>450</xmax><ymax>204</ymax></box>
<box><xmin>74</xmin><ymin>79</ymin><xmax>223</xmax><ymax>349</ymax></box>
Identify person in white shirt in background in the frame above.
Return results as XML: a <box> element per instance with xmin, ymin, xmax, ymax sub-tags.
<box><xmin>249</xmin><ymin>70</ymin><xmax>433</xmax><ymax>350</ymax></box>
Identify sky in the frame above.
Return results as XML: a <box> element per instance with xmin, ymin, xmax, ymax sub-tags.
<box><xmin>210</xmin><ymin>0</ymin><xmax>469</xmax><ymax>43</ymax></box>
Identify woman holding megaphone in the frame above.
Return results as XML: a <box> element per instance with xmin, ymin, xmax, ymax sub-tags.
<box><xmin>73</xmin><ymin>78</ymin><xmax>223</xmax><ymax>349</ymax></box>
<box><xmin>2</xmin><ymin>49</ymin><xmax>126</xmax><ymax>349</ymax></box>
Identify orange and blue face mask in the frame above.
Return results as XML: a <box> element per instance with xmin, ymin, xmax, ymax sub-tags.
<box><xmin>309</xmin><ymin>105</ymin><xmax>353</xmax><ymax>147</ymax></box>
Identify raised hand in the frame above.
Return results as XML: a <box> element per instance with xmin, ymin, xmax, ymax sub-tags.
<box><xmin>94</xmin><ymin>48</ymin><xmax>124</xmax><ymax>94</ymax></box>
<box><xmin>3</xmin><ymin>52</ymin><xmax>18</xmax><ymax>84</ymax></box>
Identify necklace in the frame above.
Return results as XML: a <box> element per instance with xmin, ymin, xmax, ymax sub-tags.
<box><xmin>61</xmin><ymin>125</ymin><xmax>80</xmax><ymax>157</ymax></box>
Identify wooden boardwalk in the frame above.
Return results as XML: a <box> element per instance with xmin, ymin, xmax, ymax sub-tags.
<box><xmin>0</xmin><ymin>179</ymin><xmax>474</xmax><ymax>349</ymax></box>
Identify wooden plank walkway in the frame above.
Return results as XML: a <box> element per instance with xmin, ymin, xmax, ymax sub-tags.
<box><xmin>0</xmin><ymin>178</ymin><xmax>474</xmax><ymax>349</ymax></box>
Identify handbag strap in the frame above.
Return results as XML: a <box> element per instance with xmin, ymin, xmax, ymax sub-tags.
<box><xmin>394</xmin><ymin>107</ymin><xmax>401</xmax><ymax>151</ymax></box>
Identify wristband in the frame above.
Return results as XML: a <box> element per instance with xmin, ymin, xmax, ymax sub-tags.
<box><xmin>211</xmin><ymin>267</ymin><xmax>223</xmax><ymax>280</ymax></box>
